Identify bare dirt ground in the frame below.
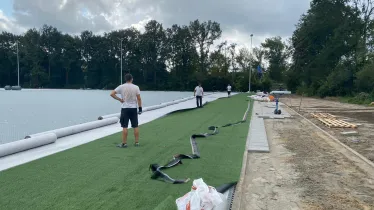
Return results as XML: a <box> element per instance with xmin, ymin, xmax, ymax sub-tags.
<box><xmin>236</xmin><ymin>105</ymin><xmax>374</xmax><ymax>210</ymax></box>
<box><xmin>282</xmin><ymin>95</ymin><xmax>374</xmax><ymax>162</ymax></box>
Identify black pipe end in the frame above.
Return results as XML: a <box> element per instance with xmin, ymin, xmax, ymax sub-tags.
<box><xmin>215</xmin><ymin>182</ymin><xmax>237</xmax><ymax>193</ymax></box>
<box><xmin>208</xmin><ymin>126</ymin><xmax>217</xmax><ymax>130</ymax></box>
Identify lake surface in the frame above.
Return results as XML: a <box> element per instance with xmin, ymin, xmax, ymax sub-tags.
<box><xmin>0</xmin><ymin>89</ymin><xmax>193</xmax><ymax>144</ymax></box>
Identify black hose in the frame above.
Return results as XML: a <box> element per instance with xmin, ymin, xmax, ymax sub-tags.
<box><xmin>215</xmin><ymin>182</ymin><xmax>237</xmax><ymax>193</ymax></box>
<box><xmin>149</xmin><ymin>103</ymin><xmax>250</xmax><ymax>184</ymax></box>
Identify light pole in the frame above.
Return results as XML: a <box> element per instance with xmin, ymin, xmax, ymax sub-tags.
<box><xmin>118</xmin><ymin>38</ymin><xmax>124</xmax><ymax>84</ymax></box>
<box><xmin>16</xmin><ymin>41</ymin><xmax>20</xmax><ymax>87</ymax></box>
<box><xmin>249</xmin><ymin>34</ymin><xmax>253</xmax><ymax>93</ymax></box>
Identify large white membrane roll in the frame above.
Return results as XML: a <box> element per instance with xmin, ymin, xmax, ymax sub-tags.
<box><xmin>148</xmin><ymin>104</ymin><xmax>165</xmax><ymax>111</ymax></box>
<box><xmin>97</xmin><ymin>95</ymin><xmax>205</xmax><ymax>120</ymax></box>
<box><xmin>0</xmin><ymin>133</ymin><xmax>57</xmax><ymax>157</ymax></box>
<box><xmin>11</xmin><ymin>86</ymin><xmax>22</xmax><ymax>90</ymax></box>
<box><xmin>162</xmin><ymin>101</ymin><xmax>174</xmax><ymax>106</ymax></box>
<box><xmin>98</xmin><ymin>113</ymin><xmax>121</xmax><ymax>120</ymax></box>
<box><xmin>25</xmin><ymin>117</ymin><xmax>119</xmax><ymax>139</ymax></box>
<box><xmin>173</xmin><ymin>99</ymin><xmax>184</xmax><ymax>104</ymax></box>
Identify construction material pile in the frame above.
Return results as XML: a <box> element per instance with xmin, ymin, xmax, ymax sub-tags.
<box><xmin>248</xmin><ymin>92</ymin><xmax>271</xmax><ymax>102</ymax></box>
<box><xmin>311</xmin><ymin>113</ymin><xmax>357</xmax><ymax>128</ymax></box>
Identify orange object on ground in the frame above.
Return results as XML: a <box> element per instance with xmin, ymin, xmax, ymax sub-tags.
<box><xmin>269</xmin><ymin>95</ymin><xmax>275</xmax><ymax>101</ymax></box>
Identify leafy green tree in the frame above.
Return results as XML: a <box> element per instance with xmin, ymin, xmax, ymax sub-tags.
<box><xmin>189</xmin><ymin>20</ymin><xmax>222</xmax><ymax>74</ymax></box>
<box><xmin>61</xmin><ymin>34</ymin><xmax>82</xmax><ymax>87</ymax></box>
<box><xmin>21</xmin><ymin>29</ymin><xmax>47</xmax><ymax>88</ymax></box>
<box><xmin>356</xmin><ymin>60</ymin><xmax>374</xmax><ymax>92</ymax></box>
<box><xmin>261</xmin><ymin>36</ymin><xmax>288</xmax><ymax>82</ymax></box>
<box><xmin>0</xmin><ymin>32</ymin><xmax>18</xmax><ymax>86</ymax></box>
<box><xmin>288</xmin><ymin>0</ymin><xmax>369</xmax><ymax>97</ymax></box>
<box><xmin>0</xmin><ymin>18</ymin><xmax>300</xmax><ymax>93</ymax></box>
<box><xmin>139</xmin><ymin>20</ymin><xmax>168</xmax><ymax>89</ymax></box>
<box><xmin>40</xmin><ymin>25</ymin><xmax>63</xmax><ymax>86</ymax></box>
<box><xmin>166</xmin><ymin>24</ymin><xmax>198</xmax><ymax>90</ymax></box>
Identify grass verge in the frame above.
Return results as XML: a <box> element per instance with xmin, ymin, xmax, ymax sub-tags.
<box><xmin>338</xmin><ymin>95</ymin><xmax>374</xmax><ymax>105</ymax></box>
<box><xmin>0</xmin><ymin>94</ymin><xmax>252</xmax><ymax>210</ymax></box>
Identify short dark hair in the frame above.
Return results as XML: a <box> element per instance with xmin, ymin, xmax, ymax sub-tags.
<box><xmin>125</xmin><ymin>73</ymin><xmax>133</xmax><ymax>82</ymax></box>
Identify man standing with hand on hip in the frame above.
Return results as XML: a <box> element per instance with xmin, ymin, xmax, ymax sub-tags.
<box><xmin>110</xmin><ymin>73</ymin><xmax>142</xmax><ymax>148</ymax></box>
<box><xmin>194</xmin><ymin>83</ymin><xmax>204</xmax><ymax>108</ymax></box>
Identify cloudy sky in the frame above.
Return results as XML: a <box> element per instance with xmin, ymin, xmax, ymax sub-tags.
<box><xmin>0</xmin><ymin>0</ymin><xmax>311</xmax><ymax>48</ymax></box>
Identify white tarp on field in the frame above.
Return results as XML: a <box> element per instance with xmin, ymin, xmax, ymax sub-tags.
<box><xmin>0</xmin><ymin>92</ymin><xmax>236</xmax><ymax>172</ymax></box>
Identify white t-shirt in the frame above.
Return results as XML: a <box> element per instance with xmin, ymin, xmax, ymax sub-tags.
<box><xmin>195</xmin><ymin>86</ymin><xmax>204</xmax><ymax>96</ymax></box>
<box><xmin>227</xmin><ymin>85</ymin><xmax>232</xmax><ymax>91</ymax></box>
<box><xmin>115</xmin><ymin>83</ymin><xmax>140</xmax><ymax>108</ymax></box>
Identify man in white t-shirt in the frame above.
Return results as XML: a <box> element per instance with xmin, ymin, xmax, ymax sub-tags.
<box><xmin>110</xmin><ymin>73</ymin><xmax>142</xmax><ymax>148</ymax></box>
<box><xmin>227</xmin><ymin>84</ymin><xmax>232</xmax><ymax>97</ymax></box>
<box><xmin>194</xmin><ymin>83</ymin><xmax>204</xmax><ymax>108</ymax></box>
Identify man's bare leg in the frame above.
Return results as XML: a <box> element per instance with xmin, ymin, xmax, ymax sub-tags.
<box><xmin>122</xmin><ymin>128</ymin><xmax>128</xmax><ymax>144</ymax></box>
<box><xmin>134</xmin><ymin>127</ymin><xmax>139</xmax><ymax>144</ymax></box>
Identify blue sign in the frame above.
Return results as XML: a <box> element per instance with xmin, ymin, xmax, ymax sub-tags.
<box><xmin>257</xmin><ymin>65</ymin><xmax>262</xmax><ymax>73</ymax></box>
<box><xmin>257</xmin><ymin>65</ymin><xmax>263</xmax><ymax>79</ymax></box>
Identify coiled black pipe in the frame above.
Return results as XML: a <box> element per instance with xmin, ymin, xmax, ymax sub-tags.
<box><xmin>149</xmin><ymin>102</ymin><xmax>250</xmax><ymax>184</ymax></box>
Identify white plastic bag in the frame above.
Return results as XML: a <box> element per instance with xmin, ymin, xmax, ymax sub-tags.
<box><xmin>176</xmin><ymin>191</ymin><xmax>193</xmax><ymax>210</ymax></box>
<box><xmin>212</xmin><ymin>193</ymin><xmax>228</xmax><ymax>210</ymax></box>
<box><xmin>176</xmin><ymin>178</ymin><xmax>224</xmax><ymax>210</ymax></box>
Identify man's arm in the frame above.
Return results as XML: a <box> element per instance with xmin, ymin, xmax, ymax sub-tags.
<box><xmin>137</xmin><ymin>94</ymin><xmax>142</xmax><ymax>108</ymax></box>
<box><xmin>193</xmin><ymin>87</ymin><xmax>196</xmax><ymax>96</ymax></box>
<box><xmin>202</xmin><ymin>88</ymin><xmax>204</xmax><ymax>97</ymax></box>
<box><xmin>110</xmin><ymin>90</ymin><xmax>124</xmax><ymax>103</ymax></box>
<box><xmin>136</xmin><ymin>86</ymin><xmax>143</xmax><ymax>114</ymax></box>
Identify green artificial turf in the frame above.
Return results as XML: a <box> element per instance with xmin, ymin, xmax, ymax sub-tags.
<box><xmin>0</xmin><ymin>94</ymin><xmax>252</xmax><ymax>210</ymax></box>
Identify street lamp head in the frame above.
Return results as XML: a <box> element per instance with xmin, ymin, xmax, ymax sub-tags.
<box><xmin>250</xmin><ymin>34</ymin><xmax>253</xmax><ymax>37</ymax></box>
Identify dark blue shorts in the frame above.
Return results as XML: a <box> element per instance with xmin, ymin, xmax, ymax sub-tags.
<box><xmin>120</xmin><ymin>108</ymin><xmax>138</xmax><ymax>128</ymax></box>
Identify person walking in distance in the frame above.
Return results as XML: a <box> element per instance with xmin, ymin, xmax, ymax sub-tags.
<box><xmin>194</xmin><ymin>83</ymin><xmax>204</xmax><ymax>108</ymax></box>
<box><xmin>110</xmin><ymin>73</ymin><xmax>142</xmax><ymax>148</ymax></box>
<box><xmin>227</xmin><ymin>84</ymin><xmax>232</xmax><ymax>97</ymax></box>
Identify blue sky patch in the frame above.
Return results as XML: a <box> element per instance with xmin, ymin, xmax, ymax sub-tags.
<box><xmin>0</xmin><ymin>0</ymin><xmax>13</xmax><ymax>17</ymax></box>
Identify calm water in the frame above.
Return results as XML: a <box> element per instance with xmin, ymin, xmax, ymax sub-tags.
<box><xmin>0</xmin><ymin>89</ymin><xmax>193</xmax><ymax>144</ymax></box>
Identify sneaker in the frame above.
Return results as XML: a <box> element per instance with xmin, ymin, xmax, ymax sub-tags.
<box><xmin>135</xmin><ymin>143</ymin><xmax>140</xmax><ymax>147</ymax></box>
<box><xmin>117</xmin><ymin>143</ymin><xmax>128</xmax><ymax>148</ymax></box>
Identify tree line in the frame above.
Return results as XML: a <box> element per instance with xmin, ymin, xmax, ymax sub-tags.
<box><xmin>0</xmin><ymin>19</ymin><xmax>288</xmax><ymax>92</ymax></box>
<box><xmin>5</xmin><ymin>0</ymin><xmax>371</xmax><ymax>100</ymax></box>
<box><xmin>287</xmin><ymin>0</ymin><xmax>374</xmax><ymax>102</ymax></box>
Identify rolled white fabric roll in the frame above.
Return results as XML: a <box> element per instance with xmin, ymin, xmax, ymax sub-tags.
<box><xmin>25</xmin><ymin>117</ymin><xmax>119</xmax><ymax>139</ymax></box>
<box><xmin>0</xmin><ymin>133</ymin><xmax>57</xmax><ymax>157</ymax></box>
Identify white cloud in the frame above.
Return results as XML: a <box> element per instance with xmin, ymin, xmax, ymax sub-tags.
<box><xmin>130</xmin><ymin>16</ymin><xmax>152</xmax><ymax>32</ymax></box>
<box><xmin>0</xmin><ymin>0</ymin><xmax>310</xmax><ymax>48</ymax></box>
<box><xmin>0</xmin><ymin>10</ymin><xmax>25</xmax><ymax>34</ymax></box>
